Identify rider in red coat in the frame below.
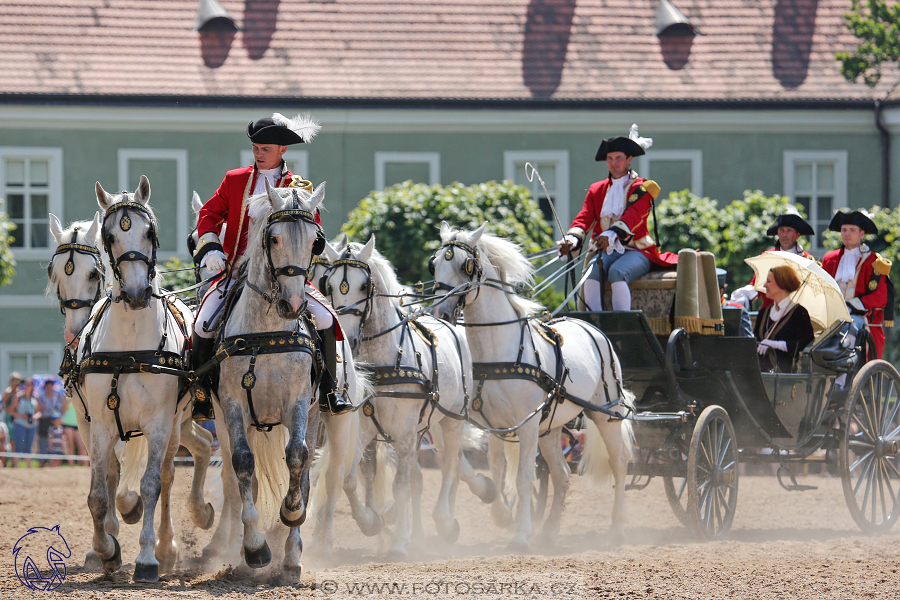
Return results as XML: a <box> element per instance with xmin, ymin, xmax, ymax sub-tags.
<box><xmin>190</xmin><ymin>113</ymin><xmax>352</xmax><ymax>419</ymax></box>
<box><xmin>820</xmin><ymin>210</ymin><xmax>892</xmax><ymax>359</ymax></box>
<box><xmin>558</xmin><ymin>125</ymin><xmax>677</xmax><ymax>311</ymax></box>
<box><xmin>731</xmin><ymin>212</ymin><xmax>816</xmax><ymax>311</ymax></box>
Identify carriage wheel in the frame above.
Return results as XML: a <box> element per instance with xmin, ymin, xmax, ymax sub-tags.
<box><xmin>840</xmin><ymin>360</ymin><xmax>900</xmax><ymax>533</ymax></box>
<box><xmin>686</xmin><ymin>406</ymin><xmax>739</xmax><ymax>539</ymax></box>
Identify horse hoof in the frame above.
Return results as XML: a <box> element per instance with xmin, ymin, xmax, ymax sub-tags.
<box><xmin>120</xmin><ymin>495</ymin><xmax>144</xmax><ymax>525</ymax></box>
<box><xmin>386</xmin><ymin>546</ymin><xmax>408</xmax><ymax>561</ymax></box>
<box><xmin>361</xmin><ymin>511</ymin><xmax>383</xmax><ymax>537</ymax></box>
<box><xmin>282</xmin><ymin>564</ymin><xmax>303</xmax><ymax>584</ymax></box>
<box><xmin>133</xmin><ymin>562</ymin><xmax>159</xmax><ymax>583</ymax></box>
<box><xmin>201</xmin><ymin>503</ymin><xmax>216</xmax><ymax>530</ymax></box>
<box><xmin>437</xmin><ymin>518</ymin><xmax>460</xmax><ymax>544</ymax></box>
<box><xmin>280</xmin><ymin>499</ymin><xmax>307</xmax><ymax>528</ymax></box>
<box><xmin>244</xmin><ymin>542</ymin><xmax>272</xmax><ymax>569</ymax></box>
<box><xmin>101</xmin><ymin>536</ymin><xmax>122</xmax><ymax>573</ymax></box>
<box><xmin>491</xmin><ymin>507</ymin><xmax>513</xmax><ymax>529</ymax></box>
<box><xmin>83</xmin><ymin>550</ymin><xmax>102</xmax><ymax>572</ymax></box>
<box><xmin>507</xmin><ymin>536</ymin><xmax>530</xmax><ymax>553</ymax></box>
<box><xmin>474</xmin><ymin>476</ymin><xmax>498</xmax><ymax>504</ymax></box>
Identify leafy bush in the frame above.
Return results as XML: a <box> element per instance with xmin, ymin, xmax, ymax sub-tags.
<box><xmin>342</xmin><ymin>180</ymin><xmax>564</xmax><ymax>308</ymax></box>
<box><xmin>651</xmin><ymin>190</ymin><xmax>720</xmax><ymax>254</ymax></box>
<box><xmin>0</xmin><ymin>198</ymin><xmax>16</xmax><ymax>287</ymax></box>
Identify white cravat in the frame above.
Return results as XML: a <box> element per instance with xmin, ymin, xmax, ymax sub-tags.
<box><xmin>835</xmin><ymin>246</ymin><xmax>863</xmax><ymax>286</ymax></box>
<box><xmin>599</xmin><ymin>173</ymin><xmax>629</xmax><ymax>220</ymax></box>
<box><xmin>252</xmin><ymin>166</ymin><xmax>281</xmax><ymax>196</ymax></box>
<box><xmin>767</xmin><ymin>296</ymin><xmax>794</xmax><ymax>322</ymax></box>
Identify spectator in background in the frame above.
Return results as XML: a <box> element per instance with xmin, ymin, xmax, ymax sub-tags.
<box><xmin>36</xmin><ymin>379</ymin><xmax>63</xmax><ymax>467</ymax></box>
<box><xmin>9</xmin><ymin>377</ymin><xmax>39</xmax><ymax>468</ymax></box>
<box><xmin>61</xmin><ymin>393</ymin><xmax>87</xmax><ymax>466</ymax></box>
<box><xmin>0</xmin><ymin>421</ymin><xmax>10</xmax><ymax>467</ymax></box>
<box><xmin>48</xmin><ymin>412</ymin><xmax>66</xmax><ymax>467</ymax></box>
<box><xmin>2</xmin><ymin>371</ymin><xmax>22</xmax><ymax>444</ymax></box>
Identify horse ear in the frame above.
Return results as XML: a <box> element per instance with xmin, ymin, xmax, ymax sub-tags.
<box><xmin>95</xmin><ymin>181</ymin><xmax>113</xmax><ymax>210</ymax></box>
<box><xmin>87</xmin><ymin>212</ymin><xmax>101</xmax><ymax>245</ymax></box>
<box><xmin>49</xmin><ymin>213</ymin><xmax>64</xmax><ymax>245</ymax></box>
<box><xmin>134</xmin><ymin>174</ymin><xmax>151</xmax><ymax>205</ymax></box>
<box><xmin>358</xmin><ymin>233</ymin><xmax>376</xmax><ymax>263</ymax></box>
<box><xmin>308</xmin><ymin>181</ymin><xmax>326</xmax><ymax>211</ymax></box>
<box><xmin>440</xmin><ymin>220</ymin><xmax>452</xmax><ymax>240</ymax></box>
<box><xmin>470</xmin><ymin>222</ymin><xmax>488</xmax><ymax>245</ymax></box>
<box><xmin>323</xmin><ymin>240</ymin><xmax>338</xmax><ymax>262</ymax></box>
<box><xmin>264</xmin><ymin>177</ymin><xmax>282</xmax><ymax>210</ymax></box>
<box><xmin>191</xmin><ymin>191</ymin><xmax>204</xmax><ymax>214</ymax></box>
<box><xmin>335</xmin><ymin>231</ymin><xmax>349</xmax><ymax>252</ymax></box>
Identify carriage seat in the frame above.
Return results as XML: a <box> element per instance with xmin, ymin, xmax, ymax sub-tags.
<box><xmin>603</xmin><ymin>270</ymin><xmax>677</xmax><ymax>335</ymax></box>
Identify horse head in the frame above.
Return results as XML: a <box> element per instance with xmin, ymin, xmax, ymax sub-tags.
<box><xmin>321</xmin><ymin>234</ymin><xmax>378</xmax><ymax>353</ymax></box>
<box><xmin>95</xmin><ymin>175</ymin><xmax>159</xmax><ymax>309</ymax></box>
<box><xmin>46</xmin><ymin>212</ymin><xmax>104</xmax><ymax>343</ymax></box>
<box><xmin>246</xmin><ymin>179</ymin><xmax>325</xmax><ymax>320</ymax></box>
<box><xmin>430</xmin><ymin>221</ymin><xmax>487</xmax><ymax>322</ymax></box>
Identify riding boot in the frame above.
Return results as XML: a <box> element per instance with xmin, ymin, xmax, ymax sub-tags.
<box><xmin>191</xmin><ymin>333</ymin><xmax>216</xmax><ymax>421</ymax></box>
<box><xmin>318</xmin><ymin>325</ymin><xmax>354</xmax><ymax>415</ymax></box>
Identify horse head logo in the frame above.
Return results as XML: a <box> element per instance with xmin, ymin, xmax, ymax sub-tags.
<box><xmin>13</xmin><ymin>525</ymin><xmax>71</xmax><ymax>591</ymax></box>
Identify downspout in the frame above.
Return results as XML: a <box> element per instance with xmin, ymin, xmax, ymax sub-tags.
<box><xmin>875</xmin><ymin>99</ymin><xmax>890</xmax><ymax>208</ymax></box>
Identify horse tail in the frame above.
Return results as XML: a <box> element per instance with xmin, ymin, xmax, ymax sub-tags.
<box><xmin>578</xmin><ymin>392</ymin><xmax>636</xmax><ymax>485</ymax></box>
<box><xmin>247</xmin><ymin>426</ymin><xmax>291</xmax><ymax>533</ymax></box>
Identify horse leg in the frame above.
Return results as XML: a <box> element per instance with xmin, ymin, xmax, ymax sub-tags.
<box><xmin>458</xmin><ymin>450</ymin><xmax>497</xmax><ymax>504</ymax></box>
<box><xmin>153</xmin><ymin>420</ymin><xmax>181</xmax><ymax>574</ymax></box>
<box><xmin>387</xmin><ymin>422</ymin><xmax>417</xmax><ymax>559</ymax></box>
<box><xmin>432</xmin><ymin>417</ymin><xmax>463</xmax><ymax>544</ymax></box>
<box><xmin>87</xmin><ymin>426</ymin><xmax>122</xmax><ymax>573</ymax></box>
<box><xmin>180</xmin><ymin>418</ymin><xmax>216</xmax><ymax>530</ymax></box>
<box><xmin>410</xmin><ymin>457</ymin><xmax>425</xmax><ymax>545</ymax></box>
<box><xmin>487</xmin><ymin>435</ymin><xmax>513</xmax><ymax>528</ymax></box>
<box><xmin>133</xmin><ymin>420</ymin><xmax>174</xmax><ymax>582</ymax></box>
<box><xmin>589</xmin><ymin>412</ymin><xmax>631</xmax><ymax>544</ymax></box>
<box><xmin>310</xmin><ymin>411</ymin><xmax>350</xmax><ymax>555</ymax></box>
<box><xmin>537</xmin><ymin>426</ymin><xmax>570</xmax><ymax>542</ymax></box>
<box><xmin>115</xmin><ymin>439</ymin><xmax>144</xmax><ymax>525</ymax></box>
<box><xmin>281</xmin><ymin>402</ymin><xmax>317</xmax><ymax>582</ymax></box>
<box><xmin>344</xmin><ymin>430</ymin><xmax>383</xmax><ymax>536</ymax></box>
<box><xmin>202</xmin><ymin>417</ymin><xmax>243</xmax><ymax>567</ymax></box>
<box><xmin>222</xmin><ymin>401</ymin><xmax>269</xmax><ymax>568</ymax></box>
<box><xmin>509</xmin><ymin>425</ymin><xmax>538</xmax><ymax>552</ymax></box>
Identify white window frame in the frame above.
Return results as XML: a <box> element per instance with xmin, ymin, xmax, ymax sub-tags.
<box><xmin>375</xmin><ymin>152</ymin><xmax>440</xmax><ymax>191</ymax></box>
<box><xmin>240</xmin><ymin>150</ymin><xmax>309</xmax><ymax>180</ymax></box>
<box><xmin>0</xmin><ymin>342</ymin><xmax>63</xmax><ymax>386</ymax></box>
<box><xmin>503</xmin><ymin>150</ymin><xmax>570</xmax><ymax>227</ymax></box>
<box><xmin>118</xmin><ymin>149</ymin><xmax>189</xmax><ymax>257</ymax></box>
<box><xmin>0</xmin><ymin>147</ymin><xmax>64</xmax><ymax>259</ymax></box>
<box><xmin>783</xmin><ymin>150</ymin><xmax>848</xmax><ymax>251</ymax></box>
<box><xmin>637</xmin><ymin>150</ymin><xmax>704</xmax><ymax>197</ymax></box>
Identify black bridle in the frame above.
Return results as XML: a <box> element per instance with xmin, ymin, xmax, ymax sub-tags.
<box><xmin>320</xmin><ymin>249</ymin><xmax>376</xmax><ymax>334</ymax></box>
<box><xmin>100</xmin><ymin>198</ymin><xmax>159</xmax><ymax>298</ymax></box>
<box><xmin>48</xmin><ymin>226</ymin><xmax>105</xmax><ymax>316</ymax></box>
<box><xmin>430</xmin><ymin>239</ymin><xmax>484</xmax><ymax>316</ymax></box>
<box><xmin>246</xmin><ymin>192</ymin><xmax>323</xmax><ymax>307</ymax></box>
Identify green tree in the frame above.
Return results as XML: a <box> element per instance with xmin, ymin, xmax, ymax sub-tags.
<box><xmin>650</xmin><ymin>189</ymin><xmax>721</xmax><ymax>254</ymax></box>
<box><xmin>159</xmin><ymin>257</ymin><xmax>198</xmax><ymax>292</ymax></box>
<box><xmin>342</xmin><ymin>180</ymin><xmax>564</xmax><ymax>308</ymax></box>
<box><xmin>836</xmin><ymin>0</ymin><xmax>900</xmax><ymax>87</ymax></box>
<box><xmin>0</xmin><ymin>198</ymin><xmax>16</xmax><ymax>287</ymax></box>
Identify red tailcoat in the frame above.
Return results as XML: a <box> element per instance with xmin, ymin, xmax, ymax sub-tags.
<box><xmin>753</xmin><ymin>246</ymin><xmax>816</xmax><ymax>309</ymax></box>
<box><xmin>568</xmin><ymin>175</ymin><xmax>677</xmax><ymax>267</ymax></box>
<box><xmin>822</xmin><ymin>248</ymin><xmax>888</xmax><ymax>358</ymax></box>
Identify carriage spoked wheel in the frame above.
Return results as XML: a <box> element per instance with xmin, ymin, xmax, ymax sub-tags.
<box><xmin>662</xmin><ymin>441</ymin><xmax>691</xmax><ymax>528</ymax></box>
<box><xmin>839</xmin><ymin>360</ymin><xmax>900</xmax><ymax>533</ymax></box>
<box><xmin>686</xmin><ymin>405</ymin><xmax>739</xmax><ymax>539</ymax></box>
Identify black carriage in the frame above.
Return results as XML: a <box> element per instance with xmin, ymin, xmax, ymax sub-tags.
<box><xmin>558</xmin><ymin>297</ymin><xmax>900</xmax><ymax>539</ymax></box>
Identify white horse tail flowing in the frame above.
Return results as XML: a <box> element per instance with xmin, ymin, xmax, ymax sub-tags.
<box><xmin>578</xmin><ymin>389</ymin><xmax>636</xmax><ymax>485</ymax></box>
<box><xmin>248</xmin><ymin>426</ymin><xmax>291</xmax><ymax>533</ymax></box>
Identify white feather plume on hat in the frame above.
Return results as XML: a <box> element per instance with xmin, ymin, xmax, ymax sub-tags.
<box><xmin>272</xmin><ymin>112</ymin><xmax>321</xmax><ymax>143</ymax></box>
<box><xmin>629</xmin><ymin>123</ymin><xmax>653</xmax><ymax>150</ymax></box>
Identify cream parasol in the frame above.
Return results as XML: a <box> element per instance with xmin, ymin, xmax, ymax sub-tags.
<box><xmin>745</xmin><ymin>251</ymin><xmax>851</xmax><ymax>332</ymax></box>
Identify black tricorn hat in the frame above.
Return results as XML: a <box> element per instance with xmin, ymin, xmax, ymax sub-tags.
<box><xmin>828</xmin><ymin>210</ymin><xmax>877</xmax><ymax>235</ymax></box>
<box><xmin>766</xmin><ymin>213</ymin><xmax>814</xmax><ymax>237</ymax></box>
<box><xmin>595</xmin><ymin>136</ymin><xmax>646</xmax><ymax>161</ymax></box>
<box><xmin>247</xmin><ymin>113</ymin><xmax>320</xmax><ymax>146</ymax></box>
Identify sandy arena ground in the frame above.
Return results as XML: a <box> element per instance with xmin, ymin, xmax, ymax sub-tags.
<box><xmin>0</xmin><ymin>459</ymin><xmax>898</xmax><ymax>599</ymax></box>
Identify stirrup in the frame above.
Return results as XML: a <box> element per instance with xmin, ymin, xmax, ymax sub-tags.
<box><xmin>320</xmin><ymin>388</ymin><xmax>355</xmax><ymax>416</ymax></box>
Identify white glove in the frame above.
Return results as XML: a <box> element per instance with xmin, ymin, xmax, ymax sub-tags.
<box><xmin>757</xmin><ymin>339</ymin><xmax>787</xmax><ymax>355</ymax></box>
<box><xmin>847</xmin><ymin>297</ymin><xmax>865</xmax><ymax>313</ymax></box>
<box><xmin>730</xmin><ymin>285</ymin><xmax>757</xmax><ymax>311</ymax></box>
<box><xmin>201</xmin><ymin>250</ymin><xmax>226</xmax><ymax>275</ymax></box>
<box><xmin>558</xmin><ymin>234</ymin><xmax>580</xmax><ymax>255</ymax></box>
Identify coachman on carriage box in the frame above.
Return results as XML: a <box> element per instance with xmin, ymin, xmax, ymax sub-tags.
<box><xmin>191</xmin><ymin>113</ymin><xmax>352</xmax><ymax>420</ymax></box>
<box><xmin>558</xmin><ymin>124</ymin><xmax>677</xmax><ymax>312</ymax></box>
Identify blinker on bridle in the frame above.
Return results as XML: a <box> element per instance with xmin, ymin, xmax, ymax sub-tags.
<box><xmin>48</xmin><ymin>226</ymin><xmax>104</xmax><ymax>315</ymax></box>
<box><xmin>321</xmin><ymin>249</ymin><xmax>377</xmax><ymax>329</ymax></box>
<box><xmin>100</xmin><ymin>196</ymin><xmax>160</xmax><ymax>294</ymax></box>
<box><xmin>431</xmin><ymin>239</ymin><xmax>483</xmax><ymax>292</ymax></box>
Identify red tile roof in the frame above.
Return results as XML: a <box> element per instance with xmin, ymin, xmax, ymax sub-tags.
<box><xmin>0</xmin><ymin>0</ymin><xmax>894</xmax><ymax>103</ymax></box>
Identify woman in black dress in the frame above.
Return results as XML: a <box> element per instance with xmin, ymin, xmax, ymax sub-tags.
<box><xmin>754</xmin><ymin>265</ymin><xmax>815</xmax><ymax>372</ymax></box>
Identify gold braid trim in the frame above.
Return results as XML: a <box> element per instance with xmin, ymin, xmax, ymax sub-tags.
<box><xmin>646</xmin><ymin>317</ymin><xmax>672</xmax><ymax>336</ymax></box>
<box><xmin>674</xmin><ymin>316</ymin><xmax>724</xmax><ymax>336</ymax></box>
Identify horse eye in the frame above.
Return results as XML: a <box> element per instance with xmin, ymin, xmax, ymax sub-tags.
<box><xmin>106</xmin><ymin>234</ymin><xmax>115</xmax><ymax>246</ymax></box>
<box><xmin>89</xmin><ymin>271</ymin><xmax>99</xmax><ymax>280</ymax></box>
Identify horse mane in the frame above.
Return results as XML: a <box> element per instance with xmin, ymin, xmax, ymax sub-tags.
<box><xmin>242</xmin><ymin>187</ymin><xmax>321</xmax><ymax>270</ymax></box>
<box><xmin>44</xmin><ymin>218</ymin><xmax>106</xmax><ymax>296</ymax></box>
<box><xmin>442</xmin><ymin>225</ymin><xmax>543</xmax><ymax>318</ymax></box>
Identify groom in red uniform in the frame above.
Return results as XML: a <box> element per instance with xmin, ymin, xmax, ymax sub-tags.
<box><xmin>191</xmin><ymin>113</ymin><xmax>352</xmax><ymax>419</ymax></box>
<box><xmin>821</xmin><ymin>210</ymin><xmax>892</xmax><ymax>359</ymax></box>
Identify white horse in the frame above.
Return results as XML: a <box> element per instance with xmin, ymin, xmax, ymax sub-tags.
<box><xmin>321</xmin><ymin>234</ymin><xmax>496</xmax><ymax>558</ymax></box>
<box><xmin>72</xmin><ymin>176</ymin><xmax>197</xmax><ymax>581</ymax></box>
<box><xmin>206</xmin><ymin>180</ymin><xmax>355</xmax><ymax>580</ymax></box>
<box><xmin>430</xmin><ymin>222</ymin><xmax>635</xmax><ymax>550</ymax></box>
<box><xmin>47</xmin><ymin>212</ymin><xmax>216</xmax><ymax>568</ymax></box>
